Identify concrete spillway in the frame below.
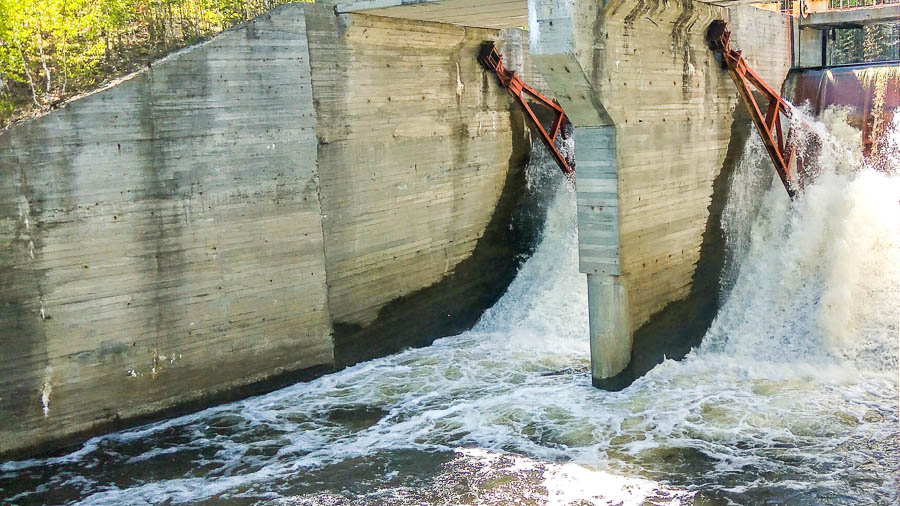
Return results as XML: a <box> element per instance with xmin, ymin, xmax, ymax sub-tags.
<box><xmin>2</xmin><ymin>0</ymin><xmax>793</xmax><ymax>457</ymax></box>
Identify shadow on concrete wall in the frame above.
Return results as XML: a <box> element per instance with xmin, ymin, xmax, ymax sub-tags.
<box><xmin>594</xmin><ymin>107</ymin><xmax>754</xmax><ymax>391</ymax></box>
<box><xmin>333</xmin><ymin>107</ymin><xmax>557</xmax><ymax>368</ymax></box>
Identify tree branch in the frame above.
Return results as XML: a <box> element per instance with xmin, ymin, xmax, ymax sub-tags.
<box><xmin>15</xmin><ymin>45</ymin><xmax>45</xmax><ymax>109</ymax></box>
<box><xmin>34</xmin><ymin>17</ymin><xmax>51</xmax><ymax>95</ymax></box>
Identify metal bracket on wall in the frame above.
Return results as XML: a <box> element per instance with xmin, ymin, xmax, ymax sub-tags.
<box><xmin>707</xmin><ymin>20</ymin><xmax>804</xmax><ymax>199</ymax></box>
<box><xmin>477</xmin><ymin>42</ymin><xmax>575</xmax><ymax>177</ymax></box>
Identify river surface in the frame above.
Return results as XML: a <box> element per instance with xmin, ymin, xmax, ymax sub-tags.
<box><xmin>1</xmin><ymin>113</ymin><xmax>898</xmax><ymax>505</ymax></box>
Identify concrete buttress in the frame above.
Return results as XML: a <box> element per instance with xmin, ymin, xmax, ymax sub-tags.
<box><xmin>526</xmin><ymin>0</ymin><xmax>789</xmax><ymax>386</ymax></box>
<box><xmin>528</xmin><ymin>0</ymin><xmax>632</xmax><ymax>382</ymax></box>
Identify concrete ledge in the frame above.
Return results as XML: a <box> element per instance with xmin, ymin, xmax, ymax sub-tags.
<box><xmin>334</xmin><ymin>0</ymin><xmax>527</xmax><ymax>28</ymax></box>
<box><xmin>336</xmin><ymin>0</ymin><xmax>437</xmax><ymax>12</ymax></box>
<box><xmin>801</xmin><ymin>5</ymin><xmax>900</xmax><ymax>28</ymax></box>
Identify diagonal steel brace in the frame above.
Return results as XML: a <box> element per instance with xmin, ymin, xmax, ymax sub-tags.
<box><xmin>478</xmin><ymin>42</ymin><xmax>574</xmax><ymax>177</ymax></box>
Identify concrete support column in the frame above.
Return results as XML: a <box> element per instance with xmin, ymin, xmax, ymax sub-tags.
<box><xmin>527</xmin><ymin>0</ymin><xmax>632</xmax><ymax>383</ymax></box>
<box><xmin>587</xmin><ymin>274</ymin><xmax>631</xmax><ymax>381</ymax></box>
<box><xmin>792</xmin><ymin>20</ymin><xmax>827</xmax><ymax>68</ymax></box>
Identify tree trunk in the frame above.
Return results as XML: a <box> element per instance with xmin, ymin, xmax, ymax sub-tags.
<box><xmin>36</xmin><ymin>31</ymin><xmax>51</xmax><ymax>95</ymax></box>
<box><xmin>16</xmin><ymin>46</ymin><xmax>44</xmax><ymax>109</ymax></box>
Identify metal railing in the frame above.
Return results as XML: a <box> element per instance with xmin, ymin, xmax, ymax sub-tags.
<box><xmin>778</xmin><ymin>0</ymin><xmax>898</xmax><ymax>12</ymax></box>
<box><xmin>827</xmin><ymin>0</ymin><xmax>898</xmax><ymax>9</ymax></box>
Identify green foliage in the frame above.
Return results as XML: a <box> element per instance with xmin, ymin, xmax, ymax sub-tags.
<box><xmin>0</xmin><ymin>94</ymin><xmax>13</xmax><ymax>123</ymax></box>
<box><xmin>831</xmin><ymin>23</ymin><xmax>900</xmax><ymax>65</ymax></box>
<box><xmin>0</xmin><ymin>0</ymin><xmax>311</xmax><ymax>126</ymax></box>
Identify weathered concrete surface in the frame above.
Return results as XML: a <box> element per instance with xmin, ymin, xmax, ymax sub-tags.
<box><xmin>0</xmin><ymin>4</ymin><xmax>537</xmax><ymax>457</ymax></box>
<box><xmin>792</xmin><ymin>19</ymin><xmax>828</xmax><ymax>68</ymax></box>
<box><xmin>587</xmin><ymin>275</ymin><xmax>631</xmax><ymax>378</ymax></box>
<box><xmin>332</xmin><ymin>0</ymin><xmax>529</xmax><ymax>29</ymax></box>
<box><xmin>0</xmin><ymin>7</ymin><xmax>333</xmax><ymax>457</ymax></box>
<box><xmin>0</xmin><ymin>0</ymin><xmax>798</xmax><ymax>455</ymax></box>
<box><xmin>304</xmin><ymin>8</ymin><xmax>542</xmax><ymax>366</ymax></box>
<box><xmin>528</xmin><ymin>0</ymin><xmax>790</xmax><ymax>384</ymax></box>
<box><xmin>328</xmin><ymin>0</ymin><xmax>769</xmax><ymax>29</ymax></box>
<box><xmin>599</xmin><ymin>2</ymin><xmax>789</xmax><ymax>331</ymax></box>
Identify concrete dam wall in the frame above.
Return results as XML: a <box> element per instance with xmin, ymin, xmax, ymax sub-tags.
<box><xmin>2</xmin><ymin>0</ymin><xmax>791</xmax><ymax>456</ymax></box>
<box><xmin>0</xmin><ymin>3</ymin><xmax>542</xmax><ymax>457</ymax></box>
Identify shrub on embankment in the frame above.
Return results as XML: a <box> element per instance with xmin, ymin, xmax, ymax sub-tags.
<box><xmin>0</xmin><ymin>0</ymin><xmax>311</xmax><ymax>128</ymax></box>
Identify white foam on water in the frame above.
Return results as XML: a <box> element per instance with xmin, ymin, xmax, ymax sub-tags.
<box><xmin>451</xmin><ymin>447</ymin><xmax>694</xmax><ymax>506</ymax></box>
<box><xmin>3</xmin><ymin>111</ymin><xmax>898</xmax><ymax>505</ymax></box>
<box><xmin>705</xmin><ymin>106</ymin><xmax>899</xmax><ymax>372</ymax></box>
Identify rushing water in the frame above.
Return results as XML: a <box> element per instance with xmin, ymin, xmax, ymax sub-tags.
<box><xmin>2</xmin><ymin>113</ymin><xmax>898</xmax><ymax>505</ymax></box>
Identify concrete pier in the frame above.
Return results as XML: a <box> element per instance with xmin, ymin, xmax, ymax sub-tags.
<box><xmin>587</xmin><ymin>275</ymin><xmax>631</xmax><ymax>379</ymax></box>
<box><xmin>526</xmin><ymin>0</ymin><xmax>789</xmax><ymax>384</ymax></box>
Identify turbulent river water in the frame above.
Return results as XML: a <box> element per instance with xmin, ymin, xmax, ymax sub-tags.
<box><xmin>2</xmin><ymin>112</ymin><xmax>899</xmax><ymax>505</ymax></box>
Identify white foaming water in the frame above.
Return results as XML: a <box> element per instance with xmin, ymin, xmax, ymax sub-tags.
<box><xmin>720</xmin><ymin>133</ymin><xmax>771</xmax><ymax>295</ymax></box>
<box><xmin>707</xmin><ymin>107</ymin><xmax>900</xmax><ymax>372</ymax></box>
<box><xmin>2</xmin><ymin>113</ymin><xmax>897</xmax><ymax>505</ymax></box>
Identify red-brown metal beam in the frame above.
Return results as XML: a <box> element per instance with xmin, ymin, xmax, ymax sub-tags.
<box><xmin>478</xmin><ymin>42</ymin><xmax>574</xmax><ymax>177</ymax></box>
<box><xmin>707</xmin><ymin>20</ymin><xmax>802</xmax><ymax>199</ymax></box>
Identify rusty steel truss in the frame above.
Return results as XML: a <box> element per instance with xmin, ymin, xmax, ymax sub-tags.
<box><xmin>478</xmin><ymin>42</ymin><xmax>574</xmax><ymax>177</ymax></box>
<box><xmin>707</xmin><ymin>20</ymin><xmax>802</xmax><ymax>199</ymax></box>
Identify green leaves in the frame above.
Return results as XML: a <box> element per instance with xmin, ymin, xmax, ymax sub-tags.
<box><xmin>831</xmin><ymin>23</ymin><xmax>899</xmax><ymax>65</ymax></box>
<box><xmin>0</xmin><ymin>0</ymin><xmax>110</xmax><ymax>114</ymax></box>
